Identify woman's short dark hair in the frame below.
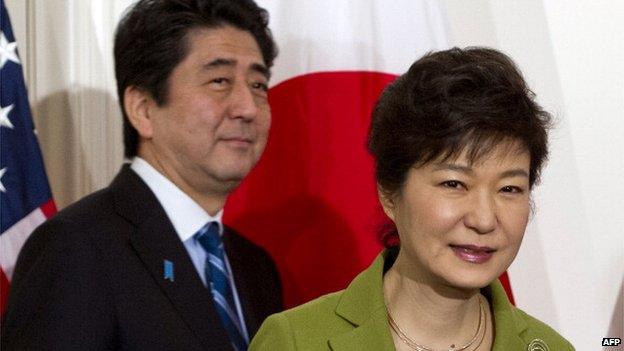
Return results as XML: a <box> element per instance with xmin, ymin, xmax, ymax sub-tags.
<box><xmin>114</xmin><ymin>0</ymin><xmax>277</xmax><ymax>158</ymax></box>
<box><xmin>368</xmin><ymin>47</ymin><xmax>551</xmax><ymax>246</ymax></box>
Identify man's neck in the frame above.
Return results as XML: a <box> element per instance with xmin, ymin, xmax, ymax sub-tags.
<box><xmin>137</xmin><ymin>149</ymin><xmax>228</xmax><ymax>216</ymax></box>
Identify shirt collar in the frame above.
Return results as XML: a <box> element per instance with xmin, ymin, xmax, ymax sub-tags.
<box><xmin>130</xmin><ymin>157</ymin><xmax>224</xmax><ymax>241</ymax></box>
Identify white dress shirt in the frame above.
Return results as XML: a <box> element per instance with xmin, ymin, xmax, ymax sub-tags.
<box><xmin>130</xmin><ymin>157</ymin><xmax>249</xmax><ymax>341</ymax></box>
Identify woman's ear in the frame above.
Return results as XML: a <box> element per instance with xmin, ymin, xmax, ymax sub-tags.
<box><xmin>377</xmin><ymin>185</ymin><xmax>396</xmax><ymax>221</ymax></box>
<box><xmin>123</xmin><ymin>86</ymin><xmax>154</xmax><ymax>139</ymax></box>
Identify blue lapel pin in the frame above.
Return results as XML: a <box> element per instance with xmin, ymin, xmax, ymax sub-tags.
<box><xmin>163</xmin><ymin>259</ymin><xmax>174</xmax><ymax>282</ymax></box>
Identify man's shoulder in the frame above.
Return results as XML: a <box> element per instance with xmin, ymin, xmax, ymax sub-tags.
<box><xmin>8</xmin><ymin>185</ymin><xmax>125</xmax><ymax>296</ymax></box>
<box><xmin>19</xmin><ymin>175</ymin><xmax>139</xmax><ymax>263</ymax></box>
<box><xmin>49</xmin><ymin>166</ymin><xmax>150</xmax><ymax>228</ymax></box>
<box><xmin>54</xmin><ymin>186</ymin><xmax>115</xmax><ymax>222</ymax></box>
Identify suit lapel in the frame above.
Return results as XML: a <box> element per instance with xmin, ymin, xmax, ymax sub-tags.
<box><xmin>328</xmin><ymin>307</ymin><xmax>395</xmax><ymax>350</ymax></box>
<box><xmin>327</xmin><ymin>252</ymin><xmax>395</xmax><ymax>351</ymax></box>
<box><xmin>111</xmin><ymin>167</ymin><xmax>232</xmax><ymax>349</ymax></box>
<box><xmin>486</xmin><ymin>280</ymin><xmax>528</xmax><ymax>351</ymax></box>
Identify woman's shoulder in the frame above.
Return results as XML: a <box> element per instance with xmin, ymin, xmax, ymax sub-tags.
<box><xmin>249</xmin><ymin>290</ymin><xmax>355</xmax><ymax>350</ymax></box>
<box><xmin>250</xmin><ymin>252</ymin><xmax>391</xmax><ymax>350</ymax></box>
<box><xmin>508</xmin><ymin>306</ymin><xmax>575</xmax><ymax>350</ymax></box>
<box><xmin>279</xmin><ymin>289</ymin><xmax>347</xmax><ymax>324</ymax></box>
<box><xmin>486</xmin><ymin>280</ymin><xmax>574</xmax><ymax>350</ymax></box>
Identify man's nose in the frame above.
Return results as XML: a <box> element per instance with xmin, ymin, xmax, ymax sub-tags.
<box><xmin>463</xmin><ymin>192</ymin><xmax>497</xmax><ymax>234</ymax></box>
<box><xmin>228</xmin><ymin>82</ymin><xmax>258</xmax><ymax>122</ymax></box>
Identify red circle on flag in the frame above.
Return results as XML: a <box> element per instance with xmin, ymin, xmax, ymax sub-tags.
<box><xmin>225</xmin><ymin>71</ymin><xmax>397</xmax><ymax>307</ymax></box>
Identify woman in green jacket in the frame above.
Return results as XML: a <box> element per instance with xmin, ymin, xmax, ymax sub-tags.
<box><xmin>250</xmin><ymin>47</ymin><xmax>574</xmax><ymax>351</ymax></box>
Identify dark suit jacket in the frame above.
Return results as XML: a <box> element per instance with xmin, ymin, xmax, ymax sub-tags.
<box><xmin>1</xmin><ymin>166</ymin><xmax>282</xmax><ymax>350</ymax></box>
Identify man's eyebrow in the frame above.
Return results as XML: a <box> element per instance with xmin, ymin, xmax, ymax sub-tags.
<box><xmin>499</xmin><ymin>169</ymin><xmax>529</xmax><ymax>178</ymax></box>
<box><xmin>201</xmin><ymin>58</ymin><xmax>270</xmax><ymax>79</ymax></box>
<box><xmin>202</xmin><ymin>58</ymin><xmax>236</xmax><ymax>70</ymax></box>
<box><xmin>251</xmin><ymin>62</ymin><xmax>270</xmax><ymax>79</ymax></box>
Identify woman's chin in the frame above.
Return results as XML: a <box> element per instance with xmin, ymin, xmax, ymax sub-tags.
<box><xmin>442</xmin><ymin>277</ymin><xmax>492</xmax><ymax>292</ymax></box>
<box><xmin>434</xmin><ymin>263</ymin><xmax>503</xmax><ymax>292</ymax></box>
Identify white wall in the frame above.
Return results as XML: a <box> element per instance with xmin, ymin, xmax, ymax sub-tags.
<box><xmin>5</xmin><ymin>0</ymin><xmax>623</xmax><ymax>349</ymax></box>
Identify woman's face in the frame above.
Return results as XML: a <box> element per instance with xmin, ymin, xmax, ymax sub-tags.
<box><xmin>381</xmin><ymin>142</ymin><xmax>531</xmax><ymax>290</ymax></box>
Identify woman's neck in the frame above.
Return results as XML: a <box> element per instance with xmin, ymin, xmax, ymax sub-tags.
<box><xmin>383</xmin><ymin>253</ymin><xmax>487</xmax><ymax>350</ymax></box>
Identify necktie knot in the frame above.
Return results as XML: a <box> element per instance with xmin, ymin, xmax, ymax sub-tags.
<box><xmin>196</xmin><ymin>222</ymin><xmax>222</xmax><ymax>254</ymax></box>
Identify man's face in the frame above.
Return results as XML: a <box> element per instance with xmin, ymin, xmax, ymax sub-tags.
<box><xmin>143</xmin><ymin>25</ymin><xmax>271</xmax><ymax>198</ymax></box>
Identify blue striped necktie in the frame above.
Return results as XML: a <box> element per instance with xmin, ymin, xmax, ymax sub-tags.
<box><xmin>196</xmin><ymin>222</ymin><xmax>248</xmax><ymax>351</ymax></box>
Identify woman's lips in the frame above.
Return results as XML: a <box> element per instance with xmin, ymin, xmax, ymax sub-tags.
<box><xmin>450</xmin><ymin>244</ymin><xmax>495</xmax><ymax>263</ymax></box>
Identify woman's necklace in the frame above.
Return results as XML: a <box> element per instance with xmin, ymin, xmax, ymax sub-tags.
<box><xmin>387</xmin><ymin>295</ymin><xmax>487</xmax><ymax>351</ymax></box>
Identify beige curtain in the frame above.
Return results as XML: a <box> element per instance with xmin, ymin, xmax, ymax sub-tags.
<box><xmin>5</xmin><ymin>0</ymin><xmax>132</xmax><ymax>208</ymax></box>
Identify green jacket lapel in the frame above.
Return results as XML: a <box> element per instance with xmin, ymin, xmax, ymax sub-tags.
<box><xmin>487</xmin><ymin>280</ymin><xmax>528</xmax><ymax>351</ymax></box>
<box><xmin>328</xmin><ymin>252</ymin><xmax>395</xmax><ymax>350</ymax></box>
<box><xmin>328</xmin><ymin>307</ymin><xmax>395</xmax><ymax>350</ymax></box>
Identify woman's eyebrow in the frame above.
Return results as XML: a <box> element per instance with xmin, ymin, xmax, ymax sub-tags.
<box><xmin>432</xmin><ymin>163</ymin><xmax>474</xmax><ymax>175</ymax></box>
<box><xmin>432</xmin><ymin>164</ymin><xmax>529</xmax><ymax>179</ymax></box>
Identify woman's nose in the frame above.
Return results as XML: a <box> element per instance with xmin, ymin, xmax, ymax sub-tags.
<box><xmin>463</xmin><ymin>192</ymin><xmax>497</xmax><ymax>234</ymax></box>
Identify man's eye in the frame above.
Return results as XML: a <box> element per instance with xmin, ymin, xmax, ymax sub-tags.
<box><xmin>441</xmin><ymin>180</ymin><xmax>464</xmax><ymax>189</ymax></box>
<box><xmin>500</xmin><ymin>185</ymin><xmax>524</xmax><ymax>194</ymax></box>
<box><xmin>252</xmin><ymin>82</ymin><xmax>269</xmax><ymax>92</ymax></box>
<box><xmin>210</xmin><ymin>78</ymin><xmax>229</xmax><ymax>85</ymax></box>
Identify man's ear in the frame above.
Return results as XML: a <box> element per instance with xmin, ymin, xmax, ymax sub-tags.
<box><xmin>123</xmin><ymin>86</ymin><xmax>154</xmax><ymax>139</ymax></box>
<box><xmin>377</xmin><ymin>185</ymin><xmax>396</xmax><ymax>221</ymax></box>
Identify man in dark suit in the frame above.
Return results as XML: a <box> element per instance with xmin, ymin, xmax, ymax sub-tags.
<box><xmin>1</xmin><ymin>0</ymin><xmax>281</xmax><ymax>350</ymax></box>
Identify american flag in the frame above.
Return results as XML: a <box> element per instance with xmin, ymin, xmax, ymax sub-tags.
<box><xmin>0</xmin><ymin>0</ymin><xmax>56</xmax><ymax>316</ymax></box>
